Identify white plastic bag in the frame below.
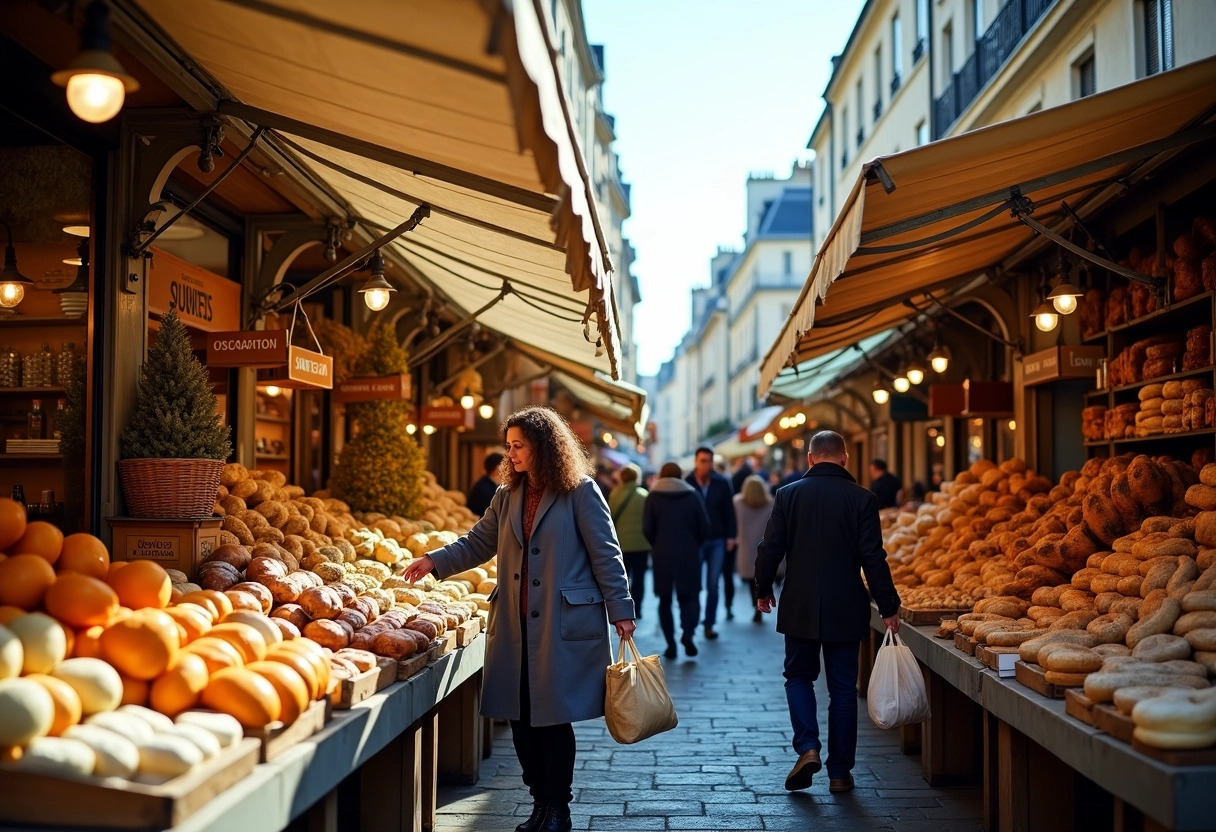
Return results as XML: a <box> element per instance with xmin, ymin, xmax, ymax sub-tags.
<box><xmin>866</xmin><ymin>629</ymin><xmax>930</xmax><ymax>729</ymax></box>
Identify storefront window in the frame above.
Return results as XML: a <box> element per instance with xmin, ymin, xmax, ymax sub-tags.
<box><xmin>967</xmin><ymin>417</ymin><xmax>985</xmax><ymax>466</ymax></box>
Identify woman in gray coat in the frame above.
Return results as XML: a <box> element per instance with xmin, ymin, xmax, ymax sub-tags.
<box><xmin>403</xmin><ymin>407</ymin><xmax>635</xmax><ymax>832</ymax></box>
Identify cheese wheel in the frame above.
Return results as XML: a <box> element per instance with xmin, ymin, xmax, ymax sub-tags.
<box><xmin>175</xmin><ymin>710</ymin><xmax>242</xmax><ymax>749</ymax></box>
<box><xmin>136</xmin><ymin>733</ymin><xmax>204</xmax><ymax>780</ymax></box>
<box><xmin>158</xmin><ymin>722</ymin><xmax>221</xmax><ymax>760</ymax></box>
<box><xmin>63</xmin><ymin>723</ymin><xmax>140</xmax><ymax>778</ymax></box>
<box><xmin>0</xmin><ymin>677</ymin><xmax>55</xmax><ymax>746</ymax></box>
<box><xmin>86</xmin><ymin>709</ymin><xmax>155</xmax><ymax>744</ymax></box>
<box><xmin>51</xmin><ymin>658</ymin><xmax>123</xmax><ymax>715</ymax></box>
<box><xmin>11</xmin><ymin>736</ymin><xmax>96</xmax><ymax>777</ymax></box>
<box><xmin>118</xmin><ymin>704</ymin><xmax>175</xmax><ymax>733</ymax></box>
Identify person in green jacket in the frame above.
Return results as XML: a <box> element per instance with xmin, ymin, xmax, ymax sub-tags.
<box><xmin>609</xmin><ymin>464</ymin><xmax>650</xmax><ymax>616</ymax></box>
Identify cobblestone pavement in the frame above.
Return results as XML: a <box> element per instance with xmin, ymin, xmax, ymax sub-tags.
<box><xmin>436</xmin><ymin>582</ymin><xmax>982</xmax><ymax>831</ymax></box>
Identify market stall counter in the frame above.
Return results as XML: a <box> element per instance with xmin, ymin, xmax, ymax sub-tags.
<box><xmin>869</xmin><ymin>607</ymin><xmax>1216</xmax><ymax>831</ymax></box>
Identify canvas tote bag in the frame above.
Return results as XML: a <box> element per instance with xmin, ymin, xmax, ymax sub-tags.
<box><xmin>604</xmin><ymin>636</ymin><xmax>678</xmax><ymax>743</ymax></box>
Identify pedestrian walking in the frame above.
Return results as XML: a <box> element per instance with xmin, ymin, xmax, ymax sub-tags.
<box><xmin>868</xmin><ymin>458</ymin><xmax>903</xmax><ymax>509</ymax></box>
<box><xmin>732</xmin><ymin>474</ymin><xmax>773</xmax><ymax>624</ymax></box>
<box><xmin>686</xmin><ymin>446</ymin><xmax>736</xmax><ymax>639</ymax></box>
<box><xmin>609</xmin><ymin>464</ymin><xmax>649</xmax><ymax>616</ymax></box>
<box><xmin>466</xmin><ymin>451</ymin><xmax>504</xmax><ymax>517</ymax></box>
<box><xmin>754</xmin><ymin>430</ymin><xmax>901</xmax><ymax>795</ymax></box>
<box><xmin>643</xmin><ymin>462</ymin><xmax>708</xmax><ymax>658</ymax></box>
<box><xmin>403</xmin><ymin>407</ymin><xmax>635</xmax><ymax>832</ymax></box>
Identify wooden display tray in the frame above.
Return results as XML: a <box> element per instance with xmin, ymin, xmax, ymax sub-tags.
<box><xmin>455</xmin><ymin>617</ymin><xmax>481</xmax><ymax>647</ymax></box>
<box><xmin>427</xmin><ymin>629</ymin><xmax>457</xmax><ymax>663</ymax></box>
<box><xmin>954</xmin><ymin>632</ymin><xmax>978</xmax><ymax>655</ymax></box>
<box><xmin>397</xmin><ymin>650</ymin><xmax>429</xmax><ymax>681</ymax></box>
<box><xmin>1093</xmin><ymin>703</ymin><xmax>1136</xmax><ymax>744</ymax></box>
<box><xmin>899</xmin><ymin>605</ymin><xmax>967</xmax><ymax>626</ymax></box>
<box><xmin>247</xmin><ymin>698</ymin><xmax>329</xmax><ymax>762</ymax></box>
<box><xmin>1131</xmin><ymin>736</ymin><xmax>1216</xmax><ymax>766</ymax></box>
<box><xmin>0</xmin><ymin>737</ymin><xmax>259</xmax><ymax>830</ymax></box>
<box><xmin>1064</xmin><ymin>689</ymin><xmax>1096</xmax><ymax>726</ymax></box>
<box><xmin>977</xmin><ymin>644</ymin><xmax>1020</xmax><ymax>676</ymax></box>
<box><xmin>331</xmin><ymin>657</ymin><xmax>397</xmax><ymax>709</ymax></box>
<box><xmin>1014</xmin><ymin>660</ymin><xmax>1069</xmax><ymax>699</ymax></box>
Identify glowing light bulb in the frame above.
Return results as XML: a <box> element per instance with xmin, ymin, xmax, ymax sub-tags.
<box><xmin>872</xmin><ymin>387</ymin><xmax>890</xmax><ymax>405</ymax></box>
<box><xmin>1007</xmin><ymin>420</ymin><xmax>1017</xmax><ymax>432</ymax></box>
<box><xmin>796</xmin><ymin>412</ymin><xmax>806</xmax><ymax>425</ymax></box>
<box><xmin>264</xmin><ymin>385</ymin><xmax>281</xmax><ymax>398</ymax></box>
<box><xmin>363</xmin><ymin>287</ymin><xmax>391</xmax><ymax>311</ymax></box>
<box><xmin>406</xmin><ymin>423</ymin><xmax>417</xmax><ymax>435</ymax></box>
<box><xmin>893</xmin><ymin>376</ymin><xmax>911</xmax><ymax>393</ymax></box>
<box><xmin>763</xmin><ymin>432</ymin><xmax>777</xmax><ymax>446</ymax></box>
<box><xmin>478</xmin><ymin>403</ymin><xmax>494</xmax><ymax>420</ymax></box>
<box><xmin>601</xmin><ymin>432</ymin><xmax>613</xmax><ymax>444</ymax></box>
<box><xmin>1035</xmin><ymin>309</ymin><xmax>1059</xmax><ymax>332</ymax></box>
<box><xmin>66</xmin><ymin>73</ymin><xmax>126</xmax><ymax>123</ymax></box>
<box><xmin>778</xmin><ymin>417</ymin><xmax>790</xmax><ymax>430</ymax></box>
<box><xmin>459</xmin><ymin>393</ymin><xmax>475</xmax><ymax>410</ymax></box>
<box><xmin>1052</xmin><ymin>293</ymin><xmax>1078</xmax><ymax>315</ymax></box>
<box><xmin>935</xmin><ymin>434</ymin><xmax>946</xmax><ymax>447</ymax></box>
<box><xmin>0</xmin><ymin>283</ymin><xmax>25</xmax><ymax>308</ymax></box>
<box><xmin>906</xmin><ymin>365</ymin><xmax>925</xmax><ymax>385</ymax></box>
<box><xmin>421</xmin><ymin>424</ymin><xmax>436</xmax><ymax>435</ymax></box>
<box><xmin>930</xmin><ymin>354</ymin><xmax>950</xmax><ymax>374</ymax></box>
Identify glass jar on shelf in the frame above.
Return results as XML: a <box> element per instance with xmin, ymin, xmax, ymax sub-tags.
<box><xmin>21</xmin><ymin>354</ymin><xmax>41</xmax><ymax>388</ymax></box>
<box><xmin>37</xmin><ymin>344</ymin><xmax>54</xmax><ymax>387</ymax></box>
<box><xmin>56</xmin><ymin>342</ymin><xmax>77</xmax><ymax>387</ymax></box>
<box><xmin>0</xmin><ymin>345</ymin><xmax>19</xmax><ymax>387</ymax></box>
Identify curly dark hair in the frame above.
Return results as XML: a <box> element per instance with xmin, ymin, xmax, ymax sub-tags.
<box><xmin>499</xmin><ymin>406</ymin><xmax>593</xmax><ymax>493</ymax></box>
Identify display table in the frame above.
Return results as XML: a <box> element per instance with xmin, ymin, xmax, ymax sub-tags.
<box><xmin>0</xmin><ymin>636</ymin><xmax>486</xmax><ymax>832</ymax></box>
<box><xmin>870</xmin><ymin>608</ymin><xmax>1216</xmax><ymax>831</ymax></box>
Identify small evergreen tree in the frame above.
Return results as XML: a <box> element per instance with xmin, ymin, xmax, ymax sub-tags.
<box><xmin>332</xmin><ymin>321</ymin><xmax>425</xmax><ymax>517</ymax></box>
<box><xmin>119</xmin><ymin>308</ymin><xmax>232</xmax><ymax>460</ymax></box>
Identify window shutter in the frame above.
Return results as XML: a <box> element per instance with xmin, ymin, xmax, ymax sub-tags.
<box><xmin>1162</xmin><ymin>0</ymin><xmax>1174</xmax><ymax>71</ymax></box>
<box><xmin>1145</xmin><ymin>0</ymin><xmax>1160</xmax><ymax>76</ymax></box>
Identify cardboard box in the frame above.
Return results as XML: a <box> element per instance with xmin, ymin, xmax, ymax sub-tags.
<box><xmin>107</xmin><ymin>516</ymin><xmax>223</xmax><ymax>577</ymax></box>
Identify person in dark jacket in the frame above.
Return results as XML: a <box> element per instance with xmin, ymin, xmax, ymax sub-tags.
<box><xmin>868</xmin><ymin>458</ymin><xmax>902</xmax><ymax>509</ymax></box>
<box><xmin>686</xmin><ymin>447</ymin><xmax>737</xmax><ymax>639</ymax></box>
<box><xmin>466</xmin><ymin>452</ymin><xmax>504</xmax><ymax>517</ymax></box>
<box><xmin>644</xmin><ymin>462</ymin><xmax>709</xmax><ymax>658</ymax></box>
<box><xmin>754</xmin><ymin>430</ymin><xmax>901</xmax><ymax>795</ymax></box>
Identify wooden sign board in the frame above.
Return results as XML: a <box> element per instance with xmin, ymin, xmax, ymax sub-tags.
<box><xmin>147</xmin><ymin>247</ymin><xmax>241</xmax><ymax>332</ymax></box>
<box><xmin>1021</xmin><ymin>345</ymin><xmax>1106</xmax><ymax>386</ymax></box>
<box><xmin>928</xmin><ymin>384</ymin><xmax>965</xmax><ymax>418</ymax></box>
<box><xmin>421</xmin><ymin>404</ymin><xmax>473</xmax><ymax>428</ymax></box>
<box><xmin>334</xmin><ymin>373</ymin><xmax>412</xmax><ymax>403</ymax></box>
<box><xmin>963</xmin><ymin>380</ymin><xmax>1014</xmax><ymax>416</ymax></box>
<box><xmin>257</xmin><ymin>346</ymin><xmax>334</xmax><ymax>390</ymax></box>
<box><xmin>206</xmin><ymin>329</ymin><xmax>289</xmax><ymax>367</ymax></box>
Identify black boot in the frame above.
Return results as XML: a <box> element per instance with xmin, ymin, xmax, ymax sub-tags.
<box><xmin>682</xmin><ymin>634</ymin><xmax>698</xmax><ymax>657</ymax></box>
<box><xmin>515</xmin><ymin>801</ymin><xmax>548</xmax><ymax>832</ymax></box>
<box><xmin>538</xmin><ymin>803</ymin><xmax>572</xmax><ymax>832</ymax></box>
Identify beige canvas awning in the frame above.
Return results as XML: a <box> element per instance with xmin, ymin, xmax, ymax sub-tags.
<box><xmin>135</xmin><ymin>0</ymin><xmax>620</xmax><ymax>376</ymax></box>
<box><xmin>760</xmin><ymin>56</ymin><xmax>1216</xmax><ymax>394</ymax></box>
<box><xmin>512</xmin><ymin>342</ymin><xmax>648</xmax><ymax>440</ymax></box>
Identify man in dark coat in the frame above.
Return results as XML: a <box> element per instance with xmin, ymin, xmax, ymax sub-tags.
<box><xmin>686</xmin><ymin>447</ymin><xmax>737</xmax><ymax>639</ymax></box>
<box><xmin>868</xmin><ymin>458</ymin><xmax>902</xmax><ymax>509</ymax></box>
<box><xmin>466</xmin><ymin>452</ymin><xmax>503</xmax><ymax>517</ymax></box>
<box><xmin>643</xmin><ymin>462</ymin><xmax>709</xmax><ymax>658</ymax></box>
<box><xmin>754</xmin><ymin>430</ymin><xmax>901</xmax><ymax>795</ymax></box>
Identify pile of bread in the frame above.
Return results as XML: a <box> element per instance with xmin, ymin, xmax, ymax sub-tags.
<box><xmin>1131</xmin><ymin>379</ymin><xmax>1215</xmax><ymax>437</ymax></box>
<box><xmin>1082</xmin><ymin>405</ymin><xmax>1107</xmax><ymax>442</ymax></box>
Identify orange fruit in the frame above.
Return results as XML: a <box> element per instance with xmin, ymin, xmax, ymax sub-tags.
<box><xmin>150</xmin><ymin>652</ymin><xmax>210</xmax><ymax>717</ymax></box>
<box><xmin>0</xmin><ymin>554</ymin><xmax>57</xmax><ymax>610</ymax></box>
<box><xmin>72</xmin><ymin>625</ymin><xmax>105</xmax><ymax>659</ymax></box>
<box><xmin>43</xmin><ymin>573</ymin><xmax>120</xmax><ymax>629</ymax></box>
<box><xmin>0</xmin><ymin>497</ymin><xmax>27</xmax><ymax>551</ymax></box>
<box><xmin>183</xmin><ymin>637</ymin><xmax>245</xmax><ymax>674</ymax></box>
<box><xmin>205</xmin><ymin>622</ymin><xmax>267</xmax><ymax>664</ymax></box>
<box><xmin>261</xmin><ymin>647</ymin><xmax>320</xmax><ymax>700</ymax></box>
<box><xmin>164</xmin><ymin>605</ymin><xmax>211</xmax><ymax>644</ymax></box>
<box><xmin>200</xmin><ymin>667</ymin><xmax>281</xmax><ymax>729</ymax></box>
<box><xmin>106</xmin><ymin>560</ymin><xmax>172</xmax><ymax>610</ymax></box>
<box><xmin>98</xmin><ymin>608</ymin><xmax>180</xmax><ymax>680</ymax></box>
<box><xmin>56</xmin><ymin>534</ymin><xmax>110</xmax><ymax>580</ymax></box>
<box><xmin>119</xmin><ymin>674</ymin><xmax>149</xmax><ymax>706</ymax></box>
<box><xmin>12</xmin><ymin>521</ymin><xmax>64</xmax><ymax>565</ymax></box>
<box><xmin>245</xmin><ymin>661</ymin><xmax>308</xmax><ymax>724</ymax></box>
<box><xmin>25</xmin><ymin>673</ymin><xmax>83</xmax><ymax>736</ymax></box>
<box><xmin>0</xmin><ymin>605</ymin><xmax>24</xmax><ymax>626</ymax></box>
<box><xmin>107</xmin><ymin>560</ymin><xmax>128</xmax><ymax>579</ymax></box>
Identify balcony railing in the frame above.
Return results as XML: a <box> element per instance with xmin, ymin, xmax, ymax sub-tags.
<box><xmin>873</xmin><ymin>99</ymin><xmax>883</xmax><ymax>120</ymax></box>
<box><xmin>913</xmin><ymin>38</ymin><xmax>925</xmax><ymax>63</ymax></box>
<box><xmin>890</xmin><ymin>72</ymin><xmax>901</xmax><ymax>95</ymax></box>
<box><xmin>856</xmin><ymin>127</ymin><xmax>865</xmax><ymax>147</ymax></box>
<box><xmin>932</xmin><ymin>0</ymin><xmax>1057</xmax><ymax>139</ymax></box>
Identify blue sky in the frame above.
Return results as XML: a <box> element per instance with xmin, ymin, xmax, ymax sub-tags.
<box><xmin>582</xmin><ymin>0</ymin><xmax>868</xmax><ymax>376</ymax></box>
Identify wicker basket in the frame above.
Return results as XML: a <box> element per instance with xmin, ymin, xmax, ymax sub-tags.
<box><xmin>118</xmin><ymin>458</ymin><xmax>224</xmax><ymax>519</ymax></box>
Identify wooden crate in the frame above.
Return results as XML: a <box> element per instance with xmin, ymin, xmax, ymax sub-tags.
<box><xmin>107</xmin><ymin>516</ymin><xmax>223</xmax><ymax>577</ymax></box>
<box><xmin>455</xmin><ymin>617</ymin><xmax>481</xmax><ymax>647</ymax></box>
<box><xmin>397</xmin><ymin>651</ymin><xmax>429</xmax><ymax>681</ymax></box>
<box><xmin>1131</xmin><ymin>736</ymin><xmax>1216</xmax><ymax>765</ymax></box>
<box><xmin>1093</xmin><ymin>703</ymin><xmax>1136</xmax><ymax>744</ymax></box>
<box><xmin>1064</xmin><ymin>689</ymin><xmax>1096</xmax><ymax>726</ymax></box>
<box><xmin>331</xmin><ymin>658</ymin><xmax>397</xmax><ymax>709</ymax></box>
<box><xmin>976</xmin><ymin>645</ymin><xmax>1019</xmax><ymax>677</ymax></box>
<box><xmin>954</xmin><ymin>631</ymin><xmax>978</xmax><ymax>655</ymax></box>
<box><xmin>1013</xmin><ymin>661</ymin><xmax>1068</xmax><ymax>699</ymax></box>
<box><xmin>246</xmin><ymin>698</ymin><xmax>329</xmax><ymax>762</ymax></box>
<box><xmin>899</xmin><ymin>605</ymin><xmax>968</xmax><ymax>626</ymax></box>
<box><xmin>427</xmin><ymin>630</ymin><xmax>457</xmax><ymax>663</ymax></box>
<box><xmin>0</xmin><ymin>737</ymin><xmax>259</xmax><ymax>830</ymax></box>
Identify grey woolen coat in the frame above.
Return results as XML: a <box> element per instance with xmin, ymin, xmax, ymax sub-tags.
<box><xmin>428</xmin><ymin>476</ymin><xmax>635</xmax><ymax>726</ymax></box>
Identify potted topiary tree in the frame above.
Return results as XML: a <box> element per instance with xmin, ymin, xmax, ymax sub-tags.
<box><xmin>117</xmin><ymin>308</ymin><xmax>232</xmax><ymax>518</ymax></box>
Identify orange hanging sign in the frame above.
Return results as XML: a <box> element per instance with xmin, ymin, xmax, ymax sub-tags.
<box><xmin>147</xmin><ymin>247</ymin><xmax>241</xmax><ymax>332</ymax></box>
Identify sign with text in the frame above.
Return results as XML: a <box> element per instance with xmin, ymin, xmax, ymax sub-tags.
<box><xmin>334</xmin><ymin>373</ymin><xmax>412</xmax><ymax>403</ymax></box>
<box><xmin>421</xmin><ymin>404</ymin><xmax>474</xmax><ymax>428</ymax></box>
<box><xmin>1021</xmin><ymin>346</ymin><xmax>1106</xmax><ymax>386</ymax></box>
<box><xmin>256</xmin><ymin>345</ymin><xmax>334</xmax><ymax>390</ymax></box>
<box><xmin>148</xmin><ymin>247</ymin><xmax>241</xmax><ymax>332</ymax></box>
<box><xmin>206</xmin><ymin>329</ymin><xmax>289</xmax><ymax>367</ymax></box>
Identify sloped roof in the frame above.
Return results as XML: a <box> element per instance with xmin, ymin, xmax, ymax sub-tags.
<box><xmin>758</xmin><ymin>187</ymin><xmax>813</xmax><ymax>237</ymax></box>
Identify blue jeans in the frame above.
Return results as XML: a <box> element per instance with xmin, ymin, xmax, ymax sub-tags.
<box><xmin>699</xmin><ymin>538</ymin><xmax>725</xmax><ymax>628</ymax></box>
<box><xmin>783</xmin><ymin>635</ymin><xmax>860</xmax><ymax>778</ymax></box>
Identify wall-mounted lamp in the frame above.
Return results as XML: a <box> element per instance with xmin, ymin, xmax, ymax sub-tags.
<box><xmin>51</xmin><ymin>1</ymin><xmax>140</xmax><ymax>123</ymax></box>
<box><xmin>53</xmin><ymin>237</ymin><xmax>90</xmax><ymax>317</ymax></box>
<box><xmin>358</xmin><ymin>249</ymin><xmax>395</xmax><ymax>311</ymax></box>
<box><xmin>0</xmin><ymin>220</ymin><xmax>33</xmax><ymax>309</ymax></box>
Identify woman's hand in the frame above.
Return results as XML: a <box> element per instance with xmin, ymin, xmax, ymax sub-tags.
<box><xmin>614</xmin><ymin>619</ymin><xmax>636</xmax><ymax>639</ymax></box>
<box><xmin>401</xmin><ymin>555</ymin><xmax>435</xmax><ymax>584</ymax></box>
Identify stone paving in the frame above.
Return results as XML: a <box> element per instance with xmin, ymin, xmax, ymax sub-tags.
<box><xmin>435</xmin><ymin>582</ymin><xmax>982</xmax><ymax>831</ymax></box>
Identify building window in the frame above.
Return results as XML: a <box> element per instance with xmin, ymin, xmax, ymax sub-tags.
<box><xmin>1074</xmin><ymin>51</ymin><xmax>1096</xmax><ymax>98</ymax></box>
<box><xmin>973</xmin><ymin>0</ymin><xmax>984</xmax><ymax>42</ymax></box>
<box><xmin>783</xmin><ymin>251</ymin><xmax>792</xmax><ymax>276</ymax></box>
<box><xmin>892</xmin><ymin>13</ymin><xmax>903</xmax><ymax>77</ymax></box>
<box><xmin>874</xmin><ymin>47</ymin><xmax>883</xmax><ymax>119</ymax></box>
<box><xmin>855</xmin><ymin>80</ymin><xmax>864</xmax><ymax>146</ymax></box>
<box><xmin>1144</xmin><ymin>0</ymin><xmax>1174</xmax><ymax>76</ymax></box>
<box><xmin>942</xmin><ymin>22</ymin><xmax>954</xmax><ymax>80</ymax></box>
<box><xmin>841</xmin><ymin>107</ymin><xmax>849</xmax><ymax>169</ymax></box>
<box><xmin>915</xmin><ymin>0</ymin><xmax>929</xmax><ymax>61</ymax></box>
<box><xmin>916</xmin><ymin>120</ymin><xmax>929</xmax><ymax>146</ymax></box>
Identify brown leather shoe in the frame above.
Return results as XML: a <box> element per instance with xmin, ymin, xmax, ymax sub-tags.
<box><xmin>829</xmin><ymin>774</ymin><xmax>854</xmax><ymax>793</ymax></box>
<box><xmin>783</xmin><ymin>749</ymin><xmax>821</xmax><ymax>791</ymax></box>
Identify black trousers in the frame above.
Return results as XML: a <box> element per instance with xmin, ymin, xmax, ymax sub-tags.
<box><xmin>722</xmin><ymin>546</ymin><xmax>737</xmax><ymax>610</ymax></box>
<box><xmin>653</xmin><ymin>568</ymin><xmax>700</xmax><ymax>645</ymax></box>
<box><xmin>622</xmin><ymin>551</ymin><xmax>648</xmax><ymax>609</ymax></box>
<box><xmin>510</xmin><ymin>625</ymin><xmax>576</xmax><ymax>805</ymax></box>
